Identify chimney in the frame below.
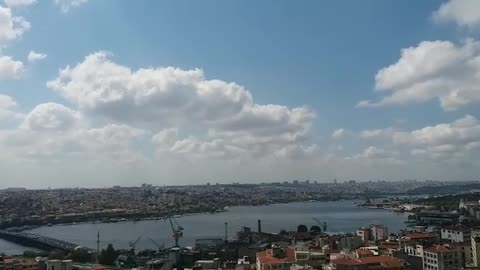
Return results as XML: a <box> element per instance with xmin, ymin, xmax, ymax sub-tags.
<box><xmin>225</xmin><ymin>222</ymin><xmax>228</xmax><ymax>241</ymax></box>
<box><xmin>258</xmin><ymin>219</ymin><xmax>262</xmax><ymax>234</ymax></box>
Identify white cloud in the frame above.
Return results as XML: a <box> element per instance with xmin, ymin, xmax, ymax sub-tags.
<box><xmin>54</xmin><ymin>0</ymin><xmax>88</xmax><ymax>13</ymax></box>
<box><xmin>358</xmin><ymin>39</ymin><xmax>480</xmax><ymax>111</ymax></box>
<box><xmin>332</xmin><ymin>128</ymin><xmax>347</xmax><ymax>139</ymax></box>
<box><xmin>4</xmin><ymin>0</ymin><xmax>37</xmax><ymax>7</ymax></box>
<box><xmin>0</xmin><ymin>94</ymin><xmax>23</xmax><ymax>121</ymax></box>
<box><xmin>27</xmin><ymin>50</ymin><xmax>47</xmax><ymax>62</ymax></box>
<box><xmin>0</xmin><ymin>102</ymin><xmax>145</xmax><ymax>164</ymax></box>
<box><xmin>48</xmin><ymin>52</ymin><xmax>315</xmax><ymax>159</ymax></box>
<box><xmin>354</xmin><ymin>146</ymin><xmax>392</xmax><ymax>159</ymax></box>
<box><xmin>20</xmin><ymin>103</ymin><xmax>82</xmax><ymax>131</ymax></box>
<box><xmin>433</xmin><ymin>0</ymin><xmax>480</xmax><ymax>27</ymax></box>
<box><xmin>360</xmin><ymin>127</ymin><xmax>395</xmax><ymax>139</ymax></box>
<box><xmin>0</xmin><ymin>5</ymin><xmax>30</xmax><ymax>47</ymax></box>
<box><xmin>392</xmin><ymin>115</ymin><xmax>480</xmax><ymax>161</ymax></box>
<box><xmin>0</xmin><ymin>55</ymin><xmax>23</xmax><ymax>79</ymax></box>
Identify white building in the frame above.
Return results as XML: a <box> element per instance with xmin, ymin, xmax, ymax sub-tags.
<box><xmin>423</xmin><ymin>245</ymin><xmax>460</xmax><ymax>270</ymax></box>
<box><xmin>440</xmin><ymin>226</ymin><xmax>471</xmax><ymax>243</ymax></box>
<box><xmin>472</xmin><ymin>230</ymin><xmax>480</xmax><ymax>266</ymax></box>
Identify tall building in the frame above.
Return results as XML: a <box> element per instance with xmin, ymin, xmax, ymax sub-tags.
<box><xmin>370</xmin><ymin>224</ymin><xmax>389</xmax><ymax>241</ymax></box>
<box><xmin>472</xmin><ymin>230</ymin><xmax>480</xmax><ymax>266</ymax></box>
<box><xmin>356</xmin><ymin>227</ymin><xmax>371</xmax><ymax>244</ymax></box>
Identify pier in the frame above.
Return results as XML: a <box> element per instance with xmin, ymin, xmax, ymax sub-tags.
<box><xmin>0</xmin><ymin>230</ymin><xmax>79</xmax><ymax>252</ymax></box>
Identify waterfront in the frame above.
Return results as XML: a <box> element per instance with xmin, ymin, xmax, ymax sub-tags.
<box><xmin>0</xmin><ymin>200</ymin><xmax>407</xmax><ymax>254</ymax></box>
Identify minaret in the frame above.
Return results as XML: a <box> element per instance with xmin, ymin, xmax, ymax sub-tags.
<box><xmin>224</xmin><ymin>222</ymin><xmax>228</xmax><ymax>242</ymax></box>
<box><xmin>96</xmin><ymin>231</ymin><xmax>100</xmax><ymax>264</ymax></box>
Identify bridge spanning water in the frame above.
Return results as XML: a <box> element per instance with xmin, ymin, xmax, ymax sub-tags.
<box><xmin>0</xmin><ymin>230</ymin><xmax>79</xmax><ymax>252</ymax></box>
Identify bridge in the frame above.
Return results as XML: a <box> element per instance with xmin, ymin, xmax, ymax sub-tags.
<box><xmin>0</xmin><ymin>230</ymin><xmax>79</xmax><ymax>252</ymax></box>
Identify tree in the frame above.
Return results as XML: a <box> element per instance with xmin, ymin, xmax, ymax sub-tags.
<box><xmin>23</xmin><ymin>251</ymin><xmax>38</xmax><ymax>258</ymax></box>
<box><xmin>310</xmin><ymin>225</ymin><xmax>321</xmax><ymax>233</ymax></box>
<box><xmin>99</xmin><ymin>244</ymin><xmax>118</xmax><ymax>266</ymax></box>
<box><xmin>279</xmin><ymin>229</ymin><xmax>288</xmax><ymax>235</ymax></box>
<box><xmin>69</xmin><ymin>248</ymin><xmax>94</xmax><ymax>263</ymax></box>
<box><xmin>48</xmin><ymin>250</ymin><xmax>65</xmax><ymax>260</ymax></box>
<box><xmin>297</xmin><ymin>224</ymin><xmax>308</xmax><ymax>233</ymax></box>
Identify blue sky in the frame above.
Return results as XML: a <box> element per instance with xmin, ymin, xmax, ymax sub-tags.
<box><xmin>1</xmin><ymin>0</ymin><xmax>480</xmax><ymax>188</ymax></box>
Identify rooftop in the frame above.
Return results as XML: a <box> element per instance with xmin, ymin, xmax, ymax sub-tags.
<box><xmin>257</xmin><ymin>248</ymin><xmax>296</xmax><ymax>265</ymax></box>
<box><xmin>402</xmin><ymin>233</ymin><xmax>434</xmax><ymax>240</ymax></box>
<box><xmin>425</xmin><ymin>245</ymin><xmax>451</xmax><ymax>253</ymax></box>
<box><xmin>442</xmin><ymin>225</ymin><xmax>470</xmax><ymax>232</ymax></box>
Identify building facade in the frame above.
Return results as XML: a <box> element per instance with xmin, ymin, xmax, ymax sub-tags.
<box><xmin>440</xmin><ymin>226</ymin><xmax>471</xmax><ymax>243</ymax></box>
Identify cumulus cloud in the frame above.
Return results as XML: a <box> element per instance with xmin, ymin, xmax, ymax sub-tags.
<box><xmin>54</xmin><ymin>0</ymin><xmax>89</xmax><ymax>13</ymax></box>
<box><xmin>27</xmin><ymin>50</ymin><xmax>47</xmax><ymax>62</ymax></box>
<box><xmin>332</xmin><ymin>128</ymin><xmax>347</xmax><ymax>139</ymax></box>
<box><xmin>20</xmin><ymin>103</ymin><xmax>82</xmax><ymax>131</ymax></box>
<box><xmin>0</xmin><ymin>102</ymin><xmax>145</xmax><ymax>164</ymax></box>
<box><xmin>0</xmin><ymin>55</ymin><xmax>24</xmax><ymax>79</ymax></box>
<box><xmin>388</xmin><ymin>115</ymin><xmax>480</xmax><ymax>162</ymax></box>
<box><xmin>433</xmin><ymin>0</ymin><xmax>480</xmax><ymax>27</ymax></box>
<box><xmin>354</xmin><ymin>146</ymin><xmax>392</xmax><ymax>159</ymax></box>
<box><xmin>358</xmin><ymin>39</ymin><xmax>480</xmax><ymax>111</ymax></box>
<box><xmin>4</xmin><ymin>0</ymin><xmax>36</xmax><ymax>7</ymax></box>
<box><xmin>360</xmin><ymin>127</ymin><xmax>395</xmax><ymax>139</ymax></box>
<box><xmin>47</xmin><ymin>52</ymin><xmax>315</xmax><ymax>159</ymax></box>
<box><xmin>0</xmin><ymin>5</ymin><xmax>30</xmax><ymax>47</ymax></box>
<box><xmin>0</xmin><ymin>94</ymin><xmax>23</xmax><ymax>121</ymax></box>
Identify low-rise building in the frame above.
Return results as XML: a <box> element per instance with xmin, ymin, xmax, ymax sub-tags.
<box><xmin>329</xmin><ymin>255</ymin><xmax>404</xmax><ymax>270</ymax></box>
<box><xmin>256</xmin><ymin>246</ymin><xmax>296</xmax><ymax>270</ymax></box>
<box><xmin>440</xmin><ymin>225</ymin><xmax>471</xmax><ymax>243</ymax></box>
<box><xmin>423</xmin><ymin>245</ymin><xmax>461</xmax><ymax>270</ymax></box>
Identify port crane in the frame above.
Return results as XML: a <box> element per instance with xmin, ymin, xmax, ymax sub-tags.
<box><xmin>312</xmin><ymin>218</ymin><xmax>327</xmax><ymax>232</ymax></box>
<box><xmin>147</xmin><ymin>237</ymin><xmax>165</xmax><ymax>251</ymax></box>
<box><xmin>129</xmin><ymin>236</ymin><xmax>142</xmax><ymax>253</ymax></box>
<box><xmin>163</xmin><ymin>213</ymin><xmax>183</xmax><ymax>247</ymax></box>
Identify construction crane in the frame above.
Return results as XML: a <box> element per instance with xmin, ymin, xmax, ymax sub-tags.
<box><xmin>163</xmin><ymin>213</ymin><xmax>183</xmax><ymax>247</ymax></box>
<box><xmin>147</xmin><ymin>237</ymin><xmax>165</xmax><ymax>251</ymax></box>
<box><xmin>312</xmin><ymin>218</ymin><xmax>327</xmax><ymax>232</ymax></box>
<box><xmin>129</xmin><ymin>236</ymin><xmax>142</xmax><ymax>253</ymax></box>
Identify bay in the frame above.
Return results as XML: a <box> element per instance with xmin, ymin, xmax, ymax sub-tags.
<box><xmin>1</xmin><ymin>200</ymin><xmax>407</xmax><ymax>254</ymax></box>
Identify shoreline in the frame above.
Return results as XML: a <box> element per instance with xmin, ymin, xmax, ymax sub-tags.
<box><xmin>4</xmin><ymin>198</ymin><xmax>358</xmax><ymax>232</ymax></box>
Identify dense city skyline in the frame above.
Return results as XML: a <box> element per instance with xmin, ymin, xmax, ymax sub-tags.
<box><xmin>1</xmin><ymin>0</ymin><xmax>480</xmax><ymax>188</ymax></box>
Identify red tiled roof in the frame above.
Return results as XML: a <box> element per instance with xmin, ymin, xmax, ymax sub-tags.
<box><xmin>359</xmin><ymin>256</ymin><xmax>404</xmax><ymax>269</ymax></box>
<box><xmin>403</xmin><ymin>233</ymin><xmax>433</xmax><ymax>239</ymax></box>
<box><xmin>425</xmin><ymin>245</ymin><xmax>451</xmax><ymax>253</ymax></box>
<box><xmin>257</xmin><ymin>248</ymin><xmax>296</xmax><ymax>265</ymax></box>
<box><xmin>357</xmin><ymin>249</ymin><xmax>374</xmax><ymax>255</ymax></box>
<box><xmin>333</xmin><ymin>257</ymin><xmax>363</xmax><ymax>266</ymax></box>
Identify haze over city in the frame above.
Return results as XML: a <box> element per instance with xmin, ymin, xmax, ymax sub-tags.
<box><xmin>1</xmin><ymin>0</ymin><xmax>480</xmax><ymax>188</ymax></box>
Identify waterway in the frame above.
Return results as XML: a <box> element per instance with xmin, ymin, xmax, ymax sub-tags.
<box><xmin>0</xmin><ymin>200</ymin><xmax>407</xmax><ymax>254</ymax></box>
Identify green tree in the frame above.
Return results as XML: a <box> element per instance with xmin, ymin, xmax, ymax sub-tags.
<box><xmin>99</xmin><ymin>244</ymin><xmax>118</xmax><ymax>266</ymax></box>
<box><xmin>69</xmin><ymin>248</ymin><xmax>94</xmax><ymax>263</ymax></box>
<box><xmin>310</xmin><ymin>225</ymin><xmax>322</xmax><ymax>233</ymax></box>
<box><xmin>124</xmin><ymin>255</ymin><xmax>137</xmax><ymax>268</ymax></box>
<box><xmin>48</xmin><ymin>250</ymin><xmax>65</xmax><ymax>260</ymax></box>
<box><xmin>297</xmin><ymin>224</ymin><xmax>308</xmax><ymax>233</ymax></box>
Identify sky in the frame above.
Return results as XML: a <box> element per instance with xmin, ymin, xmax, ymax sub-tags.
<box><xmin>1</xmin><ymin>0</ymin><xmax>480</xmax><ymax>188</ymax></box>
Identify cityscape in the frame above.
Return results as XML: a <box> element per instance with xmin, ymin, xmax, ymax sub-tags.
<box><xmin>1</xmin><ymin>181</ymin><xmax>480</xmax><ymax>270</ymax></box>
